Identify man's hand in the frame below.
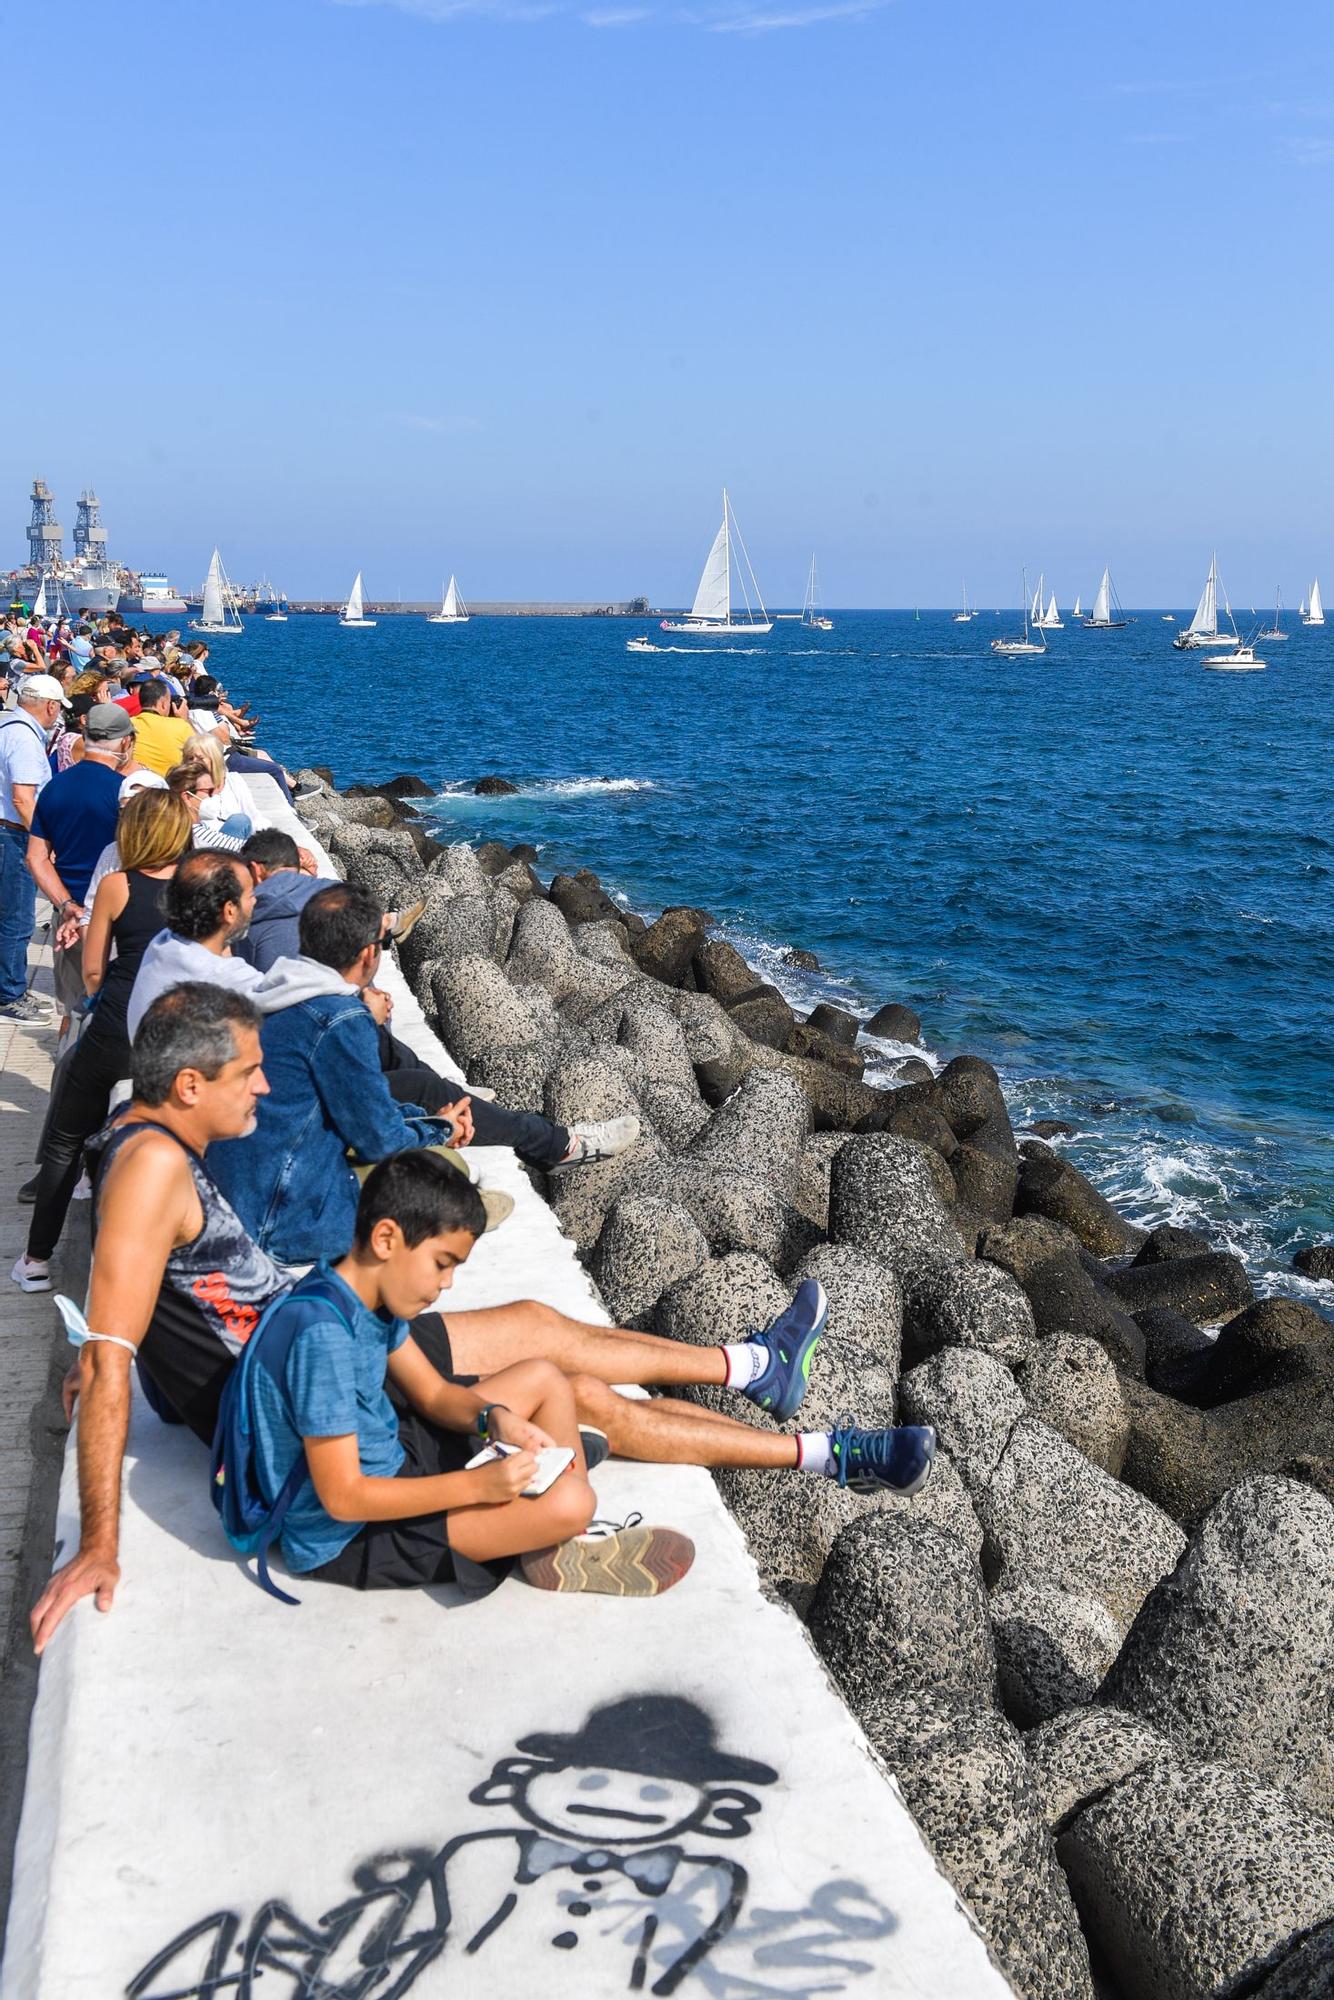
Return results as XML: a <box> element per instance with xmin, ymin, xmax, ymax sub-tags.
<box><xmin>440</xmin><ymin>1096</ymin><xmax>474</xmax><ymax>1147</ymax></box>
<box><xmin>55</xmin><ymin>905</ymin><xmax>84</xmax><ymax>950</ymax></box>
<box><xmin>296</xmin><ymin>846</ymin><xmax>318</xmax><ymax>876</ymax></box>
<box><xmin>469</xmin><ymin>1449</ymin><xmax>537</xmax><ymax>1505</ymax></box>
<box><xmin>362</xmin><ymin>985</ymin><xmax>393</xmax><ymax>1026</ymax></box>
<box><xmin>30</xmin><ymin>1547</ymin><xmax>121</xmax><ymax>1655</ymax></box>
<box><xmin>492</xmin><ymin>1409</ymin><xmax>559</xmax><ymax>1455</ymax></box>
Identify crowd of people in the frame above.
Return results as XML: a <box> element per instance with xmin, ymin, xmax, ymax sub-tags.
<box><xmin>2</xmin><ymin>596</ymin><xmax>935</xmax><ymax>1654</ymax></box>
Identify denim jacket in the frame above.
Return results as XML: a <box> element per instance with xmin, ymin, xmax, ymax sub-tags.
<box><xmin>208</xmin><ymin>983</ymin><xmax>449</xmax><ymax>1263</ymax></box>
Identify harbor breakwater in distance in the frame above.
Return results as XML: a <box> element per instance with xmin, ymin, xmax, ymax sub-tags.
<box><xmin>292</xmin><ymin>763</ymin><xmax>1334</xmax><ymax>2000</ymax></box>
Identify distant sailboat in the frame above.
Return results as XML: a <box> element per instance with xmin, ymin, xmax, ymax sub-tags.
<box><xmin>1072</xmin><ymin>594</ymin><xmax>1082</xmax><ymax>618</ymax></box>
<box><xmin>30</xmin><ymin>575</ymin><xmax>48</xmax><ymax>621</ymax></box>
<box><xmin>661</xmin><ymin>491</ymin><xmax>771</xmax><ymax>635</ymax></box>
<box><xmin>1302</xmin><ymin>578</ymin><xmax>1325</xmax><ymax>627</ymax></box>
<box><xmin>339</xmin><ymin>571</ymin><xmax>376</xmax><ymax>629</ymax></box>
<box><xmin>190</xmin><ymin>548</ymin><xmax>244</xmax><ymax>634</ymax></box>
<box><xmin>428</xmin><ymin>575</ymin><xmax>469</xmax><ymax>625</ymax></box>
<box><xmin>954</xmin><ymin>583</ymin><xmax>974</xmax><ymax>624</ymax></box>
<box><xmin>1259</xmin><ymin>589</ymin><xmax>1288</xmax><ymax>642</ymax></box>
<box><xmin>1173</xmin><ymin>554</ymin><xmax>1238</xmax><ymax>651</ymax></box>
<box><xmin>1084</xmin><ymin>566</ymin><xmax>1128</xmax><ymax>630</ymax></box>
<box><xmin>801</xmin><ymin>555</ymin><xmax>833</xmax><ymax>631</ymax></box>
<box><xmin>992</xmin><ymin>569</ymin><xmax>1047</xmax><ymax>657</ymax></box>
<box><xmin>1036</xmin><ymin>589</ymin><xmax>1063</xmax><ymax>630</ymax></box>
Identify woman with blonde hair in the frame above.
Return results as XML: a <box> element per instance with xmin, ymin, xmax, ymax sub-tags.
<box><xmin>12</xmin><ymin>791</ymin><xmax>193</xmax><ymax>1290</ymax></box>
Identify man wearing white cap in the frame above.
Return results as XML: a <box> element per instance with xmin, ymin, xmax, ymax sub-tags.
<box><xmin>0</xmin><ymin>674</ymin><xmax>68</xmax><ymax>1021</ymax></box>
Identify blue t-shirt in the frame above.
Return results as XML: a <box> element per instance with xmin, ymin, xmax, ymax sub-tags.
<box><xmin>249</xmin><ymin>1263</ymin><xmax>408</xmax><ymax>1573</ymax></box>
<box><xmin>29</xmin><ymin>758</ymin><xmax>123</xmax><ymax>904</ymax></box>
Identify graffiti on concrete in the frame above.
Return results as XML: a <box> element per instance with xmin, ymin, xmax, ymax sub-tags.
<box><xmin>127</xmin><ymin>1694</ymin><xmax>895</xmax><ymax>1998</ymax></box>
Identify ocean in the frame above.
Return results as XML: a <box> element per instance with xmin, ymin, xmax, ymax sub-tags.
<box><xmin>170</xmin><ymin>606</ymin><xmax>1334</xmax><ymax>1298</ymax></box>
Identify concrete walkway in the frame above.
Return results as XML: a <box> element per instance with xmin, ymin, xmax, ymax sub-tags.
<box><xmin>1</xmin><ymin>792</ymin><xmax>1009</xmax><ymax>1998</ymax></box>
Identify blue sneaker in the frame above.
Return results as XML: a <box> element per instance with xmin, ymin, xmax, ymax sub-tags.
<box><xmin>742</xmin><ymin>1279</ymin><xmax>828</xmax><ymax>1424</ymax></box>
<box><xmin>828</xmin><ymin>1423</ymin><xmax>937</xmax><ymax>1495</ymax></box>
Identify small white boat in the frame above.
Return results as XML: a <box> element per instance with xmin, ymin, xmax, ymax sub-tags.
<box><xmin>1203</xmin><ymin>644</ymin><xmax>1266</xmax><ymax>671</ymax></box>
<box><xmin>1258</xmin><ymin>589</ymin><xmax>1288</xmax><ymax>642</ymax></box>
<box><xmin>1301</xmin><ymin>578</ymin><xmax>1325</xmax><ymax>626</ymax></box>
<box><xmin>953</xmin><ymin>582</ymin><xmax>974</xmax><ymax>623</ymax></box>
<box><xmin>661</xmin><ymin>490</ymin><xmax>772</xmax><ymax>635</ymax></box>
<box><xmin>801</xmin><ymin>554</ymin><xmax>833</xmax><ymax>631</ymax></box>
<box><xmin>626</xmin><ymin>636</ymin><xmax>656</xmax><ymax>653</ymax></box>
<box><xmin>428</xmin><ymin>574</ymin><xmax>469</xmax><ymax>625</ymax></box>
<box><xmin>1162</xmin><ymin>614</ymin><xmax>1176</xmax><ymax>622</ymax></box>
<box><xmin>992</xmin><ymin>568</ymin><xmax>1047</xmax><ymax>656</ymax></box>
<box><xmin>1174</xmin><ymin>554</ymin><xmax>1238</xmax><ymax>651</ymax></box>
<box><xmin>1071</xmin><ymin>595</ymin><xmax>1082</xmax><ymax>619</ymax></box>
<box><xmin>339</xmin><ymin>571</ymin><xmax>376</xmax><ymax>628</ymax></box>
<box><xmin>190</xmin><ymin>548</ymin><xmax>245</xmax><ymax>634</ymax></box>
<box><xmin>1084</xmin><ymin>566</ymin><xmax>1129</xmax><ymax>629</ymax></box>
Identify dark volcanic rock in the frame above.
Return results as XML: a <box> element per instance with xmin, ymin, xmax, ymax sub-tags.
<box><xmin>783</xmin><ymin>946</ymin><xmax>821</xmax><ymax>971</ymax></box>
<box><xmin>691</xmin><ymin>937</ymin><xmax>756</xmax><ymax>1005</ymax></box>
<box><xmin>978</xmin><ymin>1216</ymin><xmax>1146</xmax><ymax>1375</ymax></box>
<box><xmin>1105</xmin><ymin>1250</ymin><xmax>1254</xmax><ymax>1327</ymax></box>
<box><xmin>1103</xmin><ymin>1474</ymin><xmax>1334</xmax><ymax>1815</ymax></box>
<box><xmin>1136</xmin><ymin>1306</ymin><xmax>1217</xmax><ymax>1401</ymax></box>
<box><xmin>474</xmin><ymin>774</ymin><xmax>519</xmax><ymax>795</ymax></box>
<box><xmin>1198</xmin><ymin>1294</ymin><xmax>1334</xmax><ymax>1405</ymax></box>
<box><xmin>1057</xmin><ymin>1752</ymin><xmax>1334</xmax><ymax>2000</ymax></box>
<box><xmin>1116</xmin><ymin>1374</ymin><xmax>1242</xmax><ymax>1523</ymax></box>
<box><xmin>1295</xmin><ymin>1244</ymin><xmax>1334</xmax><ymax>1282</ymax></box>
<box><xmin>633</xmin><ymin>908</ymin><xmax>707</xmax><ymax>987</ymax></box>
<box><xmin>1027</xmin><ymin>1119</ymin><xmax>1075</xmax><ymax>1140</ymax></box>
<box><xmin>936</xmin><ymin>1056</ymin><xmax>1017</xmax><ymax>1164</ymax></box>
<box><xmin>873</xmin><ymin>1085</ymin><xmax>959</xmax><ymax>1161</ymax></box>
<box><xmin>805</xmin><ymin>1001</ymin><xmax>860</xmax><ymax>1047</ymax></box>
<box><xmin>1132</xmin><ymin>1222</ymin><xmax>1214</xmax><ymax>1266</ymax></box>
<box><xmin>509</xmin><ymin>842</ymin><xmax>540</xmax><ymax>864</ymax></box>
<box><xmin>951</xmin><ymin>1140</ymin><xmax>1019</xmax><ymax>1226</ymax></box>
<box><xmin>864</xmin><ymin>1001</ymin><xmax>922</xmax><ymax>1042</ymax></box>
<box><xmin>902</xmin><ymin>1259</ymin><xmax>1038</xmax><ymax>1371</ymax></box>
<box><xmin>887</xmin><ymin>1055</ymin><xmax>935</xmax><ymax>1084</ymax></box>
<box><xmin>1014</xmin><ymin>1140</ymin><xmax>1145</xmax><ymax>1257</ymax></box>
<box><xmin>784</xmin><ymin>1021</ymin><xmax>865</xmax><ymax>1076</ymax></box>
<box><xmin>376</xmin><ymin>772</ymin><xmax>435</xmax><ymax>800</ymax></box>
<box><xmin>473</xmin><ymin>839</ymin><xmax>516</xmax><ymax>877</ymax></box>
<box><xmin>548</xmin><ymin>871</ymin><xmax>621</xmax><ymax>926</ymax></box>
<box><xmin>724</xmin><ymin>983</ymin><xmax>795</xmax><ymax>1051</ymax></box>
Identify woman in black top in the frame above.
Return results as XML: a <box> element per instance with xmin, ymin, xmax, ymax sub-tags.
<box><xmin>14</xmin><ymin>791</ymin><xmax>193</xmax><ymax>1287</ymax></box>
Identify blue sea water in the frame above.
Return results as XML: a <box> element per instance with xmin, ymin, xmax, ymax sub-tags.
<box><xmin>180</xmin><ymin>607</ymin><xmax>1334</xmax><ymax>1296</ymax></box>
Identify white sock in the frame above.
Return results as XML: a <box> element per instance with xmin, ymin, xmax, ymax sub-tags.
<box><xmin>796</xmin><ymin>1432</ymin><xmax>833</xmax><ymax>1476</ymax></box>
<box><xmin>720</xmin><ymin>1340</ymin><xmax>764</xmax><ymax>1390</ymax></box>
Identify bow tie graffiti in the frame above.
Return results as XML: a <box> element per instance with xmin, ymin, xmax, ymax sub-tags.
<box><xmin>126</xmin><ymin>1694</ymin><xmax>896</xmax><ymax>1999</ymax></box>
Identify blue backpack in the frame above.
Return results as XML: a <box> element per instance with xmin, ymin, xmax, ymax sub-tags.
<box><xmin>210</xmin><ymin>1269</ymin><xmax>354</xmax><ymax>1606</ymax></box>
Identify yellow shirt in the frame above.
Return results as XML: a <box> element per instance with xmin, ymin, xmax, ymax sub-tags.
<box><xmin>131</xmin><ymin>711</ymin><xmax>195</xmax><ymax>777</ymax></box>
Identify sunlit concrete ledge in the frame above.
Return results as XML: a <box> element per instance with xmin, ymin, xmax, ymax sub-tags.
<box><xmin>1</xmin><ymin>782</ymin><xmax>1009</xmax><ymax>1998</ymax></box>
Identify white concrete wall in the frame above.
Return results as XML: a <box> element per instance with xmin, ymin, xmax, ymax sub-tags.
<box><xmin>1</xmin><ymin>782</ymin><xmax>1010</xmax><ymax>1998</ymax></box>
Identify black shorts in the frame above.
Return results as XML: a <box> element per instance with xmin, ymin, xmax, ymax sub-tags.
<box><xmin>307</xmin><ymin>1313</ymin><xmax>502</xmax><ymax>1594</ymax></box>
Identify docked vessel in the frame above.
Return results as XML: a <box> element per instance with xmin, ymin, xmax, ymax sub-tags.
<box><xmin>119</xmin><ymin>572</ymin><xmax>190</xmax><ymax>616</ymax></box>
<box><xmin>8</xmin><ymin>481</ymin><xmax>123</xmax><ymax>613</ymax></box>
<box><xmin>1174</xmin><ymin>555</ymin><xmax>1239</xmax><ymax>651</ymax></box>
<box><xmin>661</xmin><ymin>490</ymin><xmax>771</xmax><ymax>635</ymax></box>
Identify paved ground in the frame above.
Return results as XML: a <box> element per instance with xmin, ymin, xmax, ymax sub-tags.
<box><xmin>0</xmin><ymin>933</ymin><xmax>85</xmax><ymax>1953</ymax></box>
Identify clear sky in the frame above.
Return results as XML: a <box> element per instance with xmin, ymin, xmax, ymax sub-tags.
<box><xmin>11</xmin><ymin>0</ymin><xmax>1333</xmax><ymax>605</ymax></box>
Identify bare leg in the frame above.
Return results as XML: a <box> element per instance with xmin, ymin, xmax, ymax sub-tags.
<box><xmin>568</xmin><ymin>1376</ymin><xmax>802</xmax><ymax>1470</ymax></box>
<box><xmin>444</xmin><ymin>1299</ymin><xmax>729</xmax><ymax>1388</ymax></box>
<box><xmin>446</xmin><ymin>1359</ymin><xmax>597</xmax><ymax>1564</ymax></box>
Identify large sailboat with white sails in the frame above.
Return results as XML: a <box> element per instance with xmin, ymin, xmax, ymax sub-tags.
<box><xmin>428</xmin><ymin>575</ymin><xmax>469</xmax><ymax>625</ymax></box>
<box><xmin>661</xmin><ymin>490</ymin><xmax>771</xmax><ymax>635</ymax></box>
<box><xmin>1083</xmin><ymin>566</ymin><xmax>1128</xmax><ymax>629</ymax></box>
<box><xmin>1301</xmin><ymin>579</ymin><xmax>1325</xmax><ymax>627</ymax></box>
<box><xmin>190</xmin><ymin>548</ymin><xmax>244</xmax><ymax>635</ymax></box>
<box><xmin>339</xmin><ymin>571</ymin><xmax>376</xmax><ymax>628</ymax></box>
<box><xmin>1173</xmin><ymin>554</ymin><xmax>1238</xmax><ymax>652</ymax></box>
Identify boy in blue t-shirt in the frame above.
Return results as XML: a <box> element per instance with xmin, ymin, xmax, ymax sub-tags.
<box><xmin>252</xmin><ymin>1150</ymin><xmax>695</xmax><ymax>1598</ymax></box>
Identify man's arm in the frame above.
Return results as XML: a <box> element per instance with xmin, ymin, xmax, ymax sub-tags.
<box><xmin>30</xmin><ymin>1137</ymin><xmax>196</xmax><ymax>1654</ymax></box>
<box><xmin>9</xmin><ymin>780</ymin><xmax>39</xmax><ymax>831</ymax></box>
<box><xmin>25</xmin><ymin>832</ymin><xmax>77</xmax><ymax>921</ymax></box>
<box><xmin>313</xmin><ymin>1007</ymin><xmax>451</xmax><ymax>1163</ymax></box>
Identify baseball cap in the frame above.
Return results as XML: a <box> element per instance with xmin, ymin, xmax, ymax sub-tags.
<box><xmin>119</xmin><ymin>770</ymin><xmax>169</xmax><ymax>801</ymax></box>
<box><xmin>85</xmin><ymin>702</ymin><xmax>136</xmax><ymax>743</ymax></box>
<box><xmin>19</xmin><ymin>673</ymin><xmax>71</xmax><ymax>707</ymax></box>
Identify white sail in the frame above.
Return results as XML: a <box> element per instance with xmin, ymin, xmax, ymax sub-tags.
<box><xmin>1046</xmin><ymin>593</ymin><xmax>1059</xmax><ymax>623</ymax></box>
<box><xmin>442</xmin><ymin>575</ymin><xmax>460</xmax><ymax>617</ymax></box>
<box><xmin>1091</xmin><ymin>568</ymin><xmax>1112</xmax><ymax>625</ymax></box>
<box><xmin>1188</xmin><ymin>556</ymin><xmax>1218</xmax><ymax>638</ymax></box>
<box><xmin>690</xmin><ymin>520</ymin><xmax>731</xmax><ymax>623</ymax></box>
<box><xmin>1030</xmin><ymin>576</ymin><xmax>1043</xmax><ymax>622</ymax></box>
<box><xmin>1072</xmin><ymin>595</ymin><xmax>1082</xmax><ymax>618</ymax></box>
<box><xmin>201</xmin><ymin>549</ymin><xmax>226</xmax><ymax>628</ymax></box>
<box><xmin>1308</xmin><ymin>578</ymin><xmax>1325</xmax><ymax>624</ymax></box>
<box><xmin>31</xmin><ymin>575</ymin><xmax>47</xmax><ymax>620</ymax></box>
<box><xmin>344</xmin><ymin>572</ymin><xmax>365</xmax><ymax>621</ymax></box>
<box><xmin>1300</xmin><ymin>594</ymin><xmax>1309</xmax><ymax>618</ymax></box>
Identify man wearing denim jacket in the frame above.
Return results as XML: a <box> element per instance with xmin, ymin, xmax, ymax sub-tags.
<box><xmin>207</xmin><ymin>882</ymin><xmax>456</xmax><ymax>1263</ymax></box>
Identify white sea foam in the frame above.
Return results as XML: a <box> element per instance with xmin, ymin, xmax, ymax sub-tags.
<box><xmin>435</xmin><ymin>776</ymin><xmax>653</xmax><ymax>801</ymax></box>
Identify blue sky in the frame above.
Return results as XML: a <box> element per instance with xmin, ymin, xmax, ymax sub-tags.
<box><xmin>11</xmin><ymin>0</ymin><xmax>1334</xmax><ymax>604</ymax></box>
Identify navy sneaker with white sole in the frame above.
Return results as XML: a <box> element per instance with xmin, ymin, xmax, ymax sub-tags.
<box><xmin>828</xmin><ymin>1422</ymin><xmax>937</xmax><ymax>1496</ymax></box>
<box><xmin>742</xmin><ymin>1279</ymin><xmax>828</xmax><ymax>1424</ymax></box>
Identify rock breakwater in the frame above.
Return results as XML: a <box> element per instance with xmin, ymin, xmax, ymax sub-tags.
<box><xmin>301</xmin><ymin>769</ymin><xmax>1334</xmax><ymax>2000</ymax></box>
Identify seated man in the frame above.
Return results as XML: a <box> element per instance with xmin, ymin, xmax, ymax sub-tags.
<box><xmin>30</xmin><ymin>985</ymin><xmax>935</xmax><ymax>1652</ymax></box>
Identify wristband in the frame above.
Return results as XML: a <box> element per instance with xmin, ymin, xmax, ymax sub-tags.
<box><xmin>477</xmin><ymin>1403</ymin><xmax>510</xmax><ymax>1443</ymax></box>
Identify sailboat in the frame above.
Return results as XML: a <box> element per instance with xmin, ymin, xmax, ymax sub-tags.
<box><xmin>428</xmin><ymin>575</ymin><xmax>469</xmax><ymax>625</ymax></box>
<box><xmin>190</xmin><ymin>548</ymin><xmax>244</xmax><ymax>634</ymax></box>
<box><xmin>1072</xmin><ymin>594</ymin><xmax>1082</xmax><ymax>619</ymax></box>
<box><xmin>1084</xmin><ymin>566</ymin><xmax>1128</xmax><ymax>630</ymax></box>
<box><xmin>1172</xmin><ymin>554</ymin><xmax>1238</xmax><ymax>651</ymax></box>
<box><xmin>339</xmin><ymin>571</ymin><xmax>376</xmax><ymax>629</ymax></box>
<box><xmin>1302</xmin><ymin>579</ymin><xmax>1325</xmax><ymax>627</ymax></box>
<box><xmin>801</xmin><ymin>555</ymin><xmax>833</xmax><ymax>631</ymax></box>
<box><xmin>953</xmin><ymin>583</ymin><xmax>974</xmax><ymax>624</ymax></box>
<box><xmin>1036</xmin><ymin>589</ymin><xmax>1063</xmax><ymax>630</ymax></box>
<box><xmin>660</xmin><ymin>490</ymin><xmax>771</xmax><ymax>635</ymax></box>
<box><xmin>1258</xmin><ymin>589</ymin><xmax>1288</xmax><ymax>642</ymax></box>
<box><xmin>30</xmin><ymin>575</ymin><xmax>48</xmax><ymax>621</ymax></box>
<box><xmin>991</xmin><ymin>569</ymin><xmax>1047</xmax><ymax>657</ymax></box>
